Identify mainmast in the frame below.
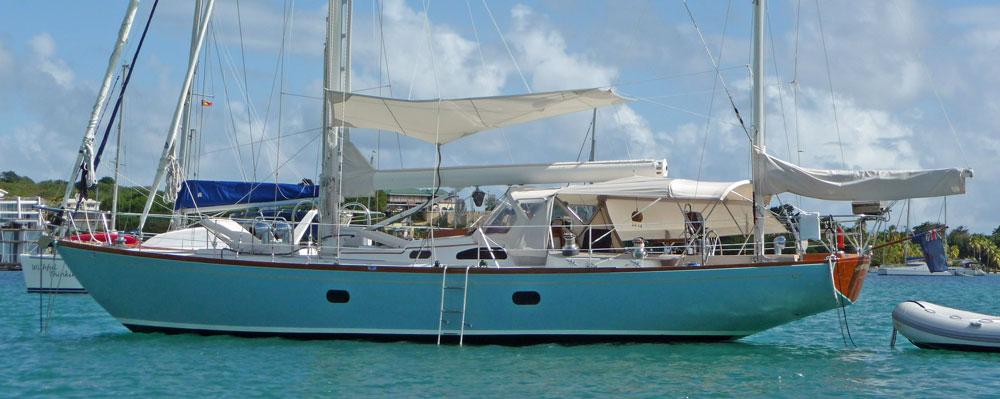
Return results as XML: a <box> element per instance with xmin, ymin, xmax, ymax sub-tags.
<box><xmin>111</xmin><ymin>64</ymin><xmax>129</xmax><ymax>232</ymax></box>
<box><xmin>751</xmin><ymin>0</ymin><xmax>767</xmax><ymax>257</ymax></box>
<box><xmin>138</xmin><ymin>0</ymin><xmax>215</xmax><ymax>232</ymax></box>
<box><xmin>177</xmin><ymin>0</ymin><xmax>204</xmax><ymax>187</ymax></box>
<box><xmin>320</xmin><ymin>0</ymin><xmax>351</xmax><ymax>255</ymax></box>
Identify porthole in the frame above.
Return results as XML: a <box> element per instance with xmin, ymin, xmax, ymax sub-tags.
<box><xmin>326</xmin><ymin>290</ymin><xmax>350</xmax><ymax>303</ymax></box>
<box><xmin>512</xmin><ymin>291</ymin><xmax>540</xmax><ymax>305</ymax></box>
<box><xmin>409</xmin><ymin>250</ymin><xmax>432</xmax><ymax>259</ymax></box>
<box><xmin>456</xmin><ymin>247</ymin><xmax>508</xmax><ymax>260</ymax></box>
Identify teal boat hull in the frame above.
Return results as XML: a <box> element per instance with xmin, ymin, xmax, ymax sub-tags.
<box><xmin>57</xmin><ymin>241</ymin><xmax>843</xmax><ymax>343</ymax></box>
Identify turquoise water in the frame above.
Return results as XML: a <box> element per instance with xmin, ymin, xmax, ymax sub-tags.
<box><xmin>2</xmin><ymin>271</ymin><xmax>998</xmax><ymax>398</ymax></box>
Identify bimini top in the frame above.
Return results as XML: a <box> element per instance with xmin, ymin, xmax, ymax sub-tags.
<box><xmin>511</xmin><ymin>176</ymin><xmax>783</xmax><ymax>238</ymax></box>
<box><xmin>328</xmin><ymin>88</ymin><xmax>631</xmax><ymax>145</ymax></box>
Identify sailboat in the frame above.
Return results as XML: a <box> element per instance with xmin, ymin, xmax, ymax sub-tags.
<box><xmin>22</xmin><ymin>0</ymin><xmax>239</xmax><ymax>293</ymax></box>
<box><xmin>55</xmin><ymin>0</ymin><xmax>971</xmax><ymax>344</ymax></box>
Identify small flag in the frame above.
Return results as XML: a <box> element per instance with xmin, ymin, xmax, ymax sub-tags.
<box><xmin>911</xmin><ymin>230</ymin><xmax>948</xmax><ymax>272</ymax></box>
<box><xmin>201</xmin><ymin>100</ymin><xmax>213</xmax><ymax>107</ymax></box>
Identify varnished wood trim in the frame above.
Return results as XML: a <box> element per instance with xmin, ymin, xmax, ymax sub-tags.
<box><xmin>58</xmin><ymin>239</ymin><xmax>845</xmax><ymax>275</ymax></box>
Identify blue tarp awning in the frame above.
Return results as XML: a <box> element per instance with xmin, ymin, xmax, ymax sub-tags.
<box><xmin>174</xmin><ymin>180</ymin><xmax>319</xmax><ymax>211</ymax></box>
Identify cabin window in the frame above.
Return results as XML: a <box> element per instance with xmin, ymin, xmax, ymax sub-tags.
<box><xmin>408</xmin><ymin>250</ymin><xmax>432</xmax><ymax>259</ymax></box>
<box><xmin>483</xmin><ymin>200</ymin><xmax>517</xmax><ymax>234</ymax></box>
<box><xmin>518</xmin><ymin>199</ymin><xmax>547</xmax><ymax>219</ymax></box>
<box><xmin>456</xmin><ymin>247</ymin><xmax>508</xmax><ymax>260</ymax></box>
<box><xmin>326</xmin><ymin>290</ymin><xmax>350</xmax><ymax>303</ymax></box>
<box><xmin>512</xmin><ymin>291</ymin><xmax>541</xmax><ymax>305</ymax></box>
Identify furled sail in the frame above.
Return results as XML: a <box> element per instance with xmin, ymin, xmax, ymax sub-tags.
<box><xmin>174</xmin><ymin>180</ymin><xmax>318</xmax><ymax>212</ymax></box>
<box><xmin>339</xmin><ymin>138</ymin><xmax>666</xmax><ymax>197</ymax></box>
<box><xmin>756</xmin><ymin>151</ymin><xmax>973</xmax><ymax>201</ymax></box>
<box><xmin>327</xmin><ymin>88</ymin><xmax>631</xmax><ymax>144</ymax></box>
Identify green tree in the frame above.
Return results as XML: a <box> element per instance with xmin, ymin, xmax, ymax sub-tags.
<box><xmin>991</xmin><ymin>225</ymin><xmax>1000</xmax><ymax>248</ymax></box>
<box><xmin>483</xmin><ymin>193</ymin><xmax>500</xmax><ymax>211</ymax></box>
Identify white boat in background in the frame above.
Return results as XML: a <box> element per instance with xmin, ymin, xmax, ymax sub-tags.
<box><xmin>877</xmin><ymin>258</ymin><xmax>986</xmax><ymax>277</ymax></box>
<box><xmin>893</xmin><ymin>301</ymin><xmax>1000</xmax><ymax>352</ymax></box>
<box><xmin>17</xmin><ymin>199</ymin><xmax>101</xmax><ymax>293</ymax></box>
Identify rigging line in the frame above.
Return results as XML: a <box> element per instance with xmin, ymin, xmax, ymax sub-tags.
<box><xmin>374</xmin><ymin>0</ymin><xmax>381</xmax><ymax>170</ymax></box>
<box><xmin>886</xmin><ymin>4</ymin><xmax>969</xmax><ymax>168</ymax></box>
<box><xmin>609</xmin><ymin>0</ymin><xmax>651</xmax><ymax>86</ymax></box>
<box><xmin>280</xmin><ymin>91</ymin><xmax>323</xmax><ymax>100</ymax></box>
<box><xmin>203</xmin><ymin>127</ymin><xmax>322</xmax><ymax>158</ymax></box>
<box><xmin>766</xmin><ymin>2</ymin><xmax>794</xmax><ymax>163</ymax></box>
<box><xmin>373</xmin><ymin>0</ymin><xmax>404</xmax><ymax>169</ymax></box>
<box><xmin>93</xmin><ymin>0</ymin><xmax>159</xmax><ymax>171</ymax></box>
<box><xmin>91</xmin><ymin>75</ymin><xmax>122</xmax><ymax>165</ymax></box>
<box><xmin>216</xmin><ymin>35</ymin><xmax>307</xmax><ymax>180</ymax></box>
<box><xmin>466</xmin><ymin>0</ymin><xmax>513</xmax><ymax>164</ymax></box>
<box><xmin>926</xmin><ymin>75</ymin><xmax>969</xmax><ymax>167</ymax></box>
<box><xmin>212</xmin><ymin>26</ymin><xmax>249</xmax><ymax>182</ymax></box>
<box><xmin>630</xmin><ymin>97</ymin><xmax>741</xmax><ymax>128</ymax></box>
<box><xmin>236</xmin><ymin>0</ymin><xmax>257</xmax><ymax>180</ymax></box>
<box><xmin>195</xmin><ymin>30</ymin><xmax>213</xmax><ymax>179</ymax></box>
<box><xmin>612</xmin><ymin>105</ymin><xmax>633</xmax><ymax>160</ymax></box>
<box><xmin>793</xmin><ymin>0</ymin><xmax>802</xmax><ymax>167</ymax></box>
<box><xmin>422</xmin><ymin>0</ymin><xmax>442</xmax><ymax>258</ymax></box>
<box><xmin>193</xmin><ymin>23</ymin><xmax>208</xmax><ymax>179</ymax></box>
<box><xmin>612</xmin><ymin>66</ymin><xmax>746</xmax><ymax>88</ymax></box>
<box><xmin>259</xmin><ymin>133</ymin><xmax>321</xmax><ymax>182</ymax></box>
<box><xmin>695</xmin><ymin>0</ymin><xmax>732</xmax><ymax>195</ymax></box>
<box><xmin>681</xmin><ymin>0</ymin><xmax>751</xmax><ymax>142</ymax></box>
<box><xmin>639</xmin><ymin>88</ymin><xmax>736</xmax><ymax>100</ymax></box>
<box><xmin>813</xmin><ymin>0</ymin><xmax>847</xmax><ymax>169</ymax></box>
<box><xmin>574</xmin><ymin>116</ymin><xmax>594</xmax><ymax>163</ymax></box>
<box><xmin>252</xmin><ymin>1</ymin><xmax>293</xmax><ymax>187</ymax></box>
<box><xmin>275</xmin><ymin>0</ymin><xmax>291</xmax><ymax>203</ymax></box>
<box><xmin>792</xmin><ymin>0</ymin><xmax>802</xmax><ymax>206</ymax></box>
<box><xmin>481</xmin><ymin>0</ymin><xmax>531</xmax><ymax>93</ymax></box>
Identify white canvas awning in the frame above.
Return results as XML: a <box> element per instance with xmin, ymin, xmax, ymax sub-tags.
<box><xmin>513</xmin><ymin>176</ymin><xmax>784</xmax><ymax>238</ymax></box>
<box><xmin>328</xmin><ymin>88</ymin><xmax>631</xmax><ymax>144</ymax></box>
<box><xmin>756</xmin><ymin>152</ymin><xmax>973</xmax><ymax>201</ymax></box>
<box><xmin>552</xmin><ymin>176</ymin><xmax>753</xmax><ymax>202</ymax></box>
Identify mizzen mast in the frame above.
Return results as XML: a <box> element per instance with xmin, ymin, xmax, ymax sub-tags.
<box><xmin>751</xmin><ymin>0</ymin><xmax>767</xmax><ymax>257</ymax></box>
<box><xmin>320</xmin><ymin>0</ymin><xmax>352</xmax><ymax>254</ymax></box>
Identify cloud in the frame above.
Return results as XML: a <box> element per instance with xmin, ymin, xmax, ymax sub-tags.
<box><xmin>775</xmin><ymin>87</ymin><xmax>919</xmax><ymax>171</ymax></box>
<box><xmin>507</xmin><ymin>4</ymin><xmax>617</xmax><ymax>91</ymax></box>
<box><xmin>29</xmin><ymin>33</ymin><xmax>75</xmax><ymax>88</ymax></box>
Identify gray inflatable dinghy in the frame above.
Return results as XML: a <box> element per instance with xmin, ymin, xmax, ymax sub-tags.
<box><xmin>892</xmin><ymin>301</ymin><xmax>1000</xmax><ymax>352</ymax></box>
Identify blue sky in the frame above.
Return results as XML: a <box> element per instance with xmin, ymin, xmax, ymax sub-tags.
<box><xmin>1</xmin><ymin>0</ymin><xmax>998</xmax><ymax>233</ymax></box>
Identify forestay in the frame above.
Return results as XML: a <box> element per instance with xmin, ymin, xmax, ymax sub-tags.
<box><xmin>327</xmin><ymin>88</ymin><xmax>631</xmax><ymax>144</ymax></box>
<box><xmin>756</xmin><ymin>152</ymin><xmax>973</xmax><ymax>201</ymax></box>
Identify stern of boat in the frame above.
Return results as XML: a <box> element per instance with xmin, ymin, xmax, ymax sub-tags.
<box><xmin>803</xmin><ymin>253</ymin><xmax>869</xmax><ymax>305</ymax></box>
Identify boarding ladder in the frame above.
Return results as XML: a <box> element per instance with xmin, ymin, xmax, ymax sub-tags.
<box><xmin>437</xmin><ymin>265</ymin><xmax>471</xmax><ymax>346</ymax></box>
